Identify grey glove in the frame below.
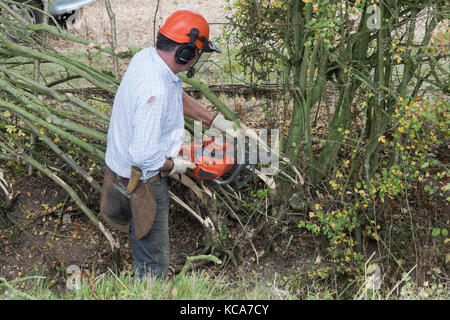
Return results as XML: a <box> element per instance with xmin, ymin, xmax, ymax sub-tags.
<box><xmin>210</xmin><ymin>114</ymin><xmax>241</xmax><ymax>138</ymax></box>
<box><xmin>169</xmin><ymin>157</ymin><xmax>196</xmax><ymax>175</ymax></box>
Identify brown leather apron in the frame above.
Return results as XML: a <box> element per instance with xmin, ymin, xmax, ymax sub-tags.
<box><xmin>100</xmin><ymin>166</ymin><xmax>160</xmax><ymax>240</ymax></box>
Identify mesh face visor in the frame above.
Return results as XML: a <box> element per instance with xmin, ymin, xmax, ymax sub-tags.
<box><xmin>187</xmin><ymin>39</ymin><xmax>221</xmax><ymax>78</ymax></box>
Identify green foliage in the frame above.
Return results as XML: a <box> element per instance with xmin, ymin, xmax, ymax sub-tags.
<box><xmin>225</xmin><ymin>0</ymin><xmax>448</xmax><ymax>184</ymax></box>
<box><xmin>390</xmin><ymin>97</ymin><xmax>449</xmax><ymax>196</ymax></box>
<box><xmin>223</xmin><ymin>0</ymin><xmax>284</xmax><ymax>81</ymax></box>
<box><xmin>398</xmin><ymin>279</ymin><xmax>449</xmax><ymax>300</ymax></box>
<box><xmin>0</xmin><ymin>270</ymin><xmax>293</xmax><ymax>300</ymax></box>
<box><xmin>298</xmin><ymin>204</ymin><xmax>364</xmax><ymax>275</ymax></box>
<box><xmin>224</xmin><ymin>1</ymin><xmax>449</xmax><ymax>282</ymax></box>
<box><xmin>296</xmin><ymin>94</ymin><xmax>449</xmax><ymax>277</ymax></box>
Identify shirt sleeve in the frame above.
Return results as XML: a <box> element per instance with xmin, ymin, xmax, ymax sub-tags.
<box><xmin>128</xmin><ymin>90</ymin><xmax>168</xmax><ymax>172</ymax></box>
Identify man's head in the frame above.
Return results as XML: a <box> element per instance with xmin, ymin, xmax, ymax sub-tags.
<box><xmin>157</xmin><ymin>10</ymin><xmax>221</xmax><ymax>76</ymax></box>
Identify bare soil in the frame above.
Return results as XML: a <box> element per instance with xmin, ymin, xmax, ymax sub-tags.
<box><xmin>0</xmin><ymin>173</ymin><xmax>205</xmax><ymax>281</ymax></box>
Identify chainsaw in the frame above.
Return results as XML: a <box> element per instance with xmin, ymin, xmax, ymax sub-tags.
<box><xmin>179</xmin><ymin>136</ymin><xmax>256</xmax><ymax>189</ymax></box>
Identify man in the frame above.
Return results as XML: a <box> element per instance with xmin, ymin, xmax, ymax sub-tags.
<box><xmin>100</xmin><ymin>10</ymin><xmax>238</xmax><ymax>279</ymax></box>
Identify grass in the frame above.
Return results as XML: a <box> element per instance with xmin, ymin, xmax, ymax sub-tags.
<box><xmin>1</xmin><ymin>264</ymin><xmax>448</xmax><ymax>300</ymax></box>
<box><xmin>0</xmin><ymin>269</ymin><xmax>295</xmax><ymax>300</ymax></box>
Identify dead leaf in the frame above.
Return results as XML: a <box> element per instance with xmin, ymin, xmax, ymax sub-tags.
<box><xmin>314</xmin><ymin>254</ymin><xmax>322</xmax><ymax>264</ymax></box>
<box><xmin>432</xmin><ymin>267</ymin><xmax>441</xmax><ymax>274</ymax></box>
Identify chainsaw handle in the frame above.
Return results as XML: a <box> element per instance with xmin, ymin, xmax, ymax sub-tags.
<box><xmin>213</xmin><ymin>163</ymin><xmax>245</xmax><ymax>186</ymax></box>
<box><xmin>213</xmin><ymin>136</ymin><xmax>247</xmax><ymax>187</ymax></box>
<box><xmin>214</xmin><ymin>163</ymin><xmax>256</xmax><ymax>189</ymax></box>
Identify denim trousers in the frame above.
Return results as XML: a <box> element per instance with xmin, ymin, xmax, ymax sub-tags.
<box><xmin>130</xmin><ymin>176</ymin><xmax>170</xmax><ymax>280</ymax></box>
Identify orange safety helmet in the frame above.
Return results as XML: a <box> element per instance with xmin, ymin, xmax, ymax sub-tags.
<box><xmin>159</xmin><ymin>10</ymin><xmax>220</xmax><ymax>53</ymax></box>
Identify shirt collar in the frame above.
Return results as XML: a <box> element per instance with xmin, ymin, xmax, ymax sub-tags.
<box><xmin>150</xmin><ymin>48</ymin><xmax>182</xmax><ymax>84</ymax></box>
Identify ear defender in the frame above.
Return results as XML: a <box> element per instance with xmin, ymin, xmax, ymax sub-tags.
<box><xmin>175</xmin><ymin>28</ymin><xmax>199</xmax><ymax>65</ymax></box>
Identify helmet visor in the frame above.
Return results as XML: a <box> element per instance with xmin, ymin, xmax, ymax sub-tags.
<box><xmin>193</xmin><ymin>52</ymin><xmax>211</xmax><ymax>72</ymax></box>
<box><xmin>187</xmin><ymin>40</ymin><xmax>221</xmax><ymax>78</ymax></box>
<box><xmin>205</xmin><ymin>40</ymin><xmax>221</xmax><ymax>53</ymax></box>
<box><xmin>199</xmin><ymin>38</ymin><xmax>221</xmax><ymax>53</ymax></box>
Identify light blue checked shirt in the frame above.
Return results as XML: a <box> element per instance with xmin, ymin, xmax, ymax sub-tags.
<box><xmin>105</xmin><ymin>47</ymin><xmax>185</xmax><ymax>180</ymax></box>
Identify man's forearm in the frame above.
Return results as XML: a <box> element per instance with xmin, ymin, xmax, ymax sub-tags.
<box><xmin>182</xmin><ymin>91</ymin><xmax>214</xmax><ymax>127</ymax></box>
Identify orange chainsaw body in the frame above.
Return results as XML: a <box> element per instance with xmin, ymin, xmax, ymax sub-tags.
<box><xmin>180</xmin><ymin>137</ymin><xmax>236</xmax><ymax>180</ymax></box>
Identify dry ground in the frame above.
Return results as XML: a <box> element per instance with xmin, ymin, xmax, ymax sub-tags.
<box><xmin>0</xmin><ymin>174</ymin><xmax>205</xmax><ymax>284</ymax></box>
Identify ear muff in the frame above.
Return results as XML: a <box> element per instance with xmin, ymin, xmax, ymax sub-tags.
<box><xmin>175</xmin><ymin>43</ymin><xmax>196</xmax><ymax>65</ymax></box>
<box><xmin>175</xmin><ymin>28</ymin><xmax>199</xmax><ymax>65</ymax></box>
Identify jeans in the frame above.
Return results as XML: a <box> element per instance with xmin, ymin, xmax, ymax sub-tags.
<box><xmin>130</xmin><ymin>176</ymin><xmax>170</xmax><ymax>280</ymax></box>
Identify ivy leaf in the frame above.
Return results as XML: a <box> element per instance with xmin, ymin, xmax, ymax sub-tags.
<box><xmin>431</xmin><ymin>228</ymin><xmax>441</xmax><ymax>237</ymax></box>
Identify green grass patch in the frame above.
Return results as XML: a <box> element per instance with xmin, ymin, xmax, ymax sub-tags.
<box><xmin>0</xmin><ymin>270</ymin><xmax>295</xmax><ymax>300</ymax></box>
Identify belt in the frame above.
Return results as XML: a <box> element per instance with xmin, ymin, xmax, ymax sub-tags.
<box><xmin>112</xmin><ymin>173</ymin><xmax>161</xmax><ymax>199</ymax></box>
<box><xmin>115</xmin><ymin>172</ymin><xmax>161</xmax><ymax>183</ymax></box>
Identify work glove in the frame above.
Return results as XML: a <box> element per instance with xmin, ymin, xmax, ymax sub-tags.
<box><xmin>169</xmin><ymin>156</ymin><xmax>196</xmax><ymax>175</ymax></box>
<box><xmin>210</xmin><ymin>114</ymin><xmax>241</xmax><ymax>138</ymax></box>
